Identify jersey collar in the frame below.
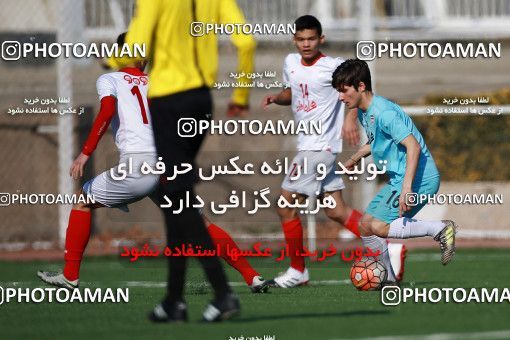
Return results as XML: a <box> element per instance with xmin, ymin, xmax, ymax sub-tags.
<box><xmin>359</xmin><ymin>96</ymin><xmax>377</xmax><ymax>119</ymax></box>
<box><xmin>301</xmin><ymin>52</ymin><xmax>325</xmax><ymax>66</ymax></box>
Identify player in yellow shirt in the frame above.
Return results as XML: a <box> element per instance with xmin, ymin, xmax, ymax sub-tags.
<box><xmin>108</xmin><ymin>0</ymin><xmax>256</xmax><ymax>323</ymax></box>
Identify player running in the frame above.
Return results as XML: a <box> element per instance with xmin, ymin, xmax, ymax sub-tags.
<box><xmin>332</xmin><ymin>58</ymin><xmax>457</xmax><ymax>281</ymax></box>
<box><xmin>37</xmin><ymin>34</ymin><xmax>267</xmax><ymax>294</ymax></box>
<box><xmin>261</xmin><ymin>15</ymin><xmax>406</xmax><ymax>288</ymax></box>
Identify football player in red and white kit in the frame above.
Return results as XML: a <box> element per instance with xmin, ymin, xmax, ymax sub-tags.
<box><xmin>262</xmin><ymin>16</ymin><xmax>407</xmax><ymax>288</ymax></box>
<box><xmin>37</xmin><ymin>34</ymin><xmax>267</xmax><ymax>293</ymax></box>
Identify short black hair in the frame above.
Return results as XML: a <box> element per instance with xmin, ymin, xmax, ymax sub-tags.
<box><xmin>116</xmin><ymin>32</ymin><xmax>127</xmax><ymax>46</ymax></box>
<box><xmin>331</xmin><ymin>59</ymin><xmax>372</xmax><ymax>92</ymax></box>
<box><xmin>294</xmin><ymin>15</ymin><xmax>322</xmax><ymax>36</ymax></box>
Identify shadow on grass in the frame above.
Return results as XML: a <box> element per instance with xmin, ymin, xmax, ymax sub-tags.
<box><xmin>401</xmin><ymin>281</ymin><xmax>444</xmax><ymax>287</ymax></box>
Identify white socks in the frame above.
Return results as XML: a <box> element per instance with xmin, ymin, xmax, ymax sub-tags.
<box><xmin>388</xmin><ymin>217</ymin><xmax>444</xmax><ymax>239</ymax></box>
<box><xmin>360</xmin><ymin>218</ymin><xmax>446</xmax><ymax>282</ymax></box>
<box><xmin>361</xmin><ymin>235</ymin><xmax>396</xmax><ymax>282</ymax></box>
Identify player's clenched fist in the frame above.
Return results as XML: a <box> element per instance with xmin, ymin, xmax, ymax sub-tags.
<box><xmin>227</xmin><ymin>102</ymin><xmax>250</xmax><ymax>117</ymax></box>
<box><xmin>261</xmin><ymin>94</ymin><xmax>278</xmax><ymax>109</ymax></box>
<box><xmin>343</xmin><ymin>157</ymin><xmax>357</xmax><ymax>172</ymax></box>
<box><xmin>398</xmin><ymin>188</ymin><xmax>413</xmax><ymax>217</ymax></box>
<box><xmin>69</xmin><ymin>153</ymin><xmax>89</xmax><ymax>180</ymax></box>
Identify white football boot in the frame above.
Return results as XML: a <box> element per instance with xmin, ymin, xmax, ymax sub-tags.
<box><xmin>249</xmin><ymin>275</ymin><xmax>269</xmax><ymax>293</ymax></box>
<box><xmin>266</xmin><ymin>267</ymin><xmax>309</xmax><ymax>288</ymax></box>
<box><xmin>37</xmin><ymin>271</ymin><xmax>79</xmax><ymax>289</ymax></box>
<box><xmin>388</xmin><ymin>243</ymin><xmax>407</xmax><ymax>282</ymax></box>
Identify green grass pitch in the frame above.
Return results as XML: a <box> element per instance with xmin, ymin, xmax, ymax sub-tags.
<box><xmin>1</xmin><ymin>248</ymin><xmax>509</xmax><ymax>339</ymax></box>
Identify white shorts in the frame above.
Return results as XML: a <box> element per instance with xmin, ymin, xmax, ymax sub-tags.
<box><xmin>281</xmin><ymin>150</ymin><xmax>345</xmax><ymax>197</ymax></box>
<box><xmin>83</xmin><ymin>152</ymin><xmax>159</xmax><ymax>211</ymax></box>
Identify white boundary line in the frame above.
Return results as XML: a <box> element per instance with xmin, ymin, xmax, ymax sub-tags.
<box><xmin>0</xmin><ymin>279</ymin><xmax>349</xmax><ymax>290</ymax></box>
<box><xmin>124</xmin><ymin>279</ymin><xmax>351</xmax><ymax>288</ymax></box>
<box><xmin>331</xmin><ymin>329</ymin><xmax>510</xmax><ymax>340</ymax></box>
<box><xmin>3</xmin><ymin>228</ymin><xmax>510</xmax><ymax>252</ymax></box>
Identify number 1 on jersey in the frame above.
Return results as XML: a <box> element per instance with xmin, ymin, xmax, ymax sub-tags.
<box><xmin>131</xmin><ymin>85</ymin><xmax>149</xmax><ymax>124</ymax></box>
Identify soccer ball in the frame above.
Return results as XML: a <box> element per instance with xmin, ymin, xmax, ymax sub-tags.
<box><xmin>350</xmin><ymin>258</ymin><xmax>387</xmax><ymax>291</ymax></box>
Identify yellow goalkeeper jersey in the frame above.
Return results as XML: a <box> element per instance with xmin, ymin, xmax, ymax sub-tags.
<box><xmin>107</xmin><ymin>0</ymin><xmax>256</xmax><ymax>105</ymax></box>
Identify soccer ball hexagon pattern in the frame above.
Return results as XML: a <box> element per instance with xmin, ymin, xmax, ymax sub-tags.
<box><xmin>350</xmin><ymin>257</ymin><xmax>388</xmax><ymax>291</ymax></box>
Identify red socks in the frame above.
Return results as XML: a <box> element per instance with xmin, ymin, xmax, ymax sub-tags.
<box><xmin>207</xmin><ymin>223</ymin><xmax>259</xmax><ymax>285</ymax></box>
<box><xmin>344</xmin><ymin>209</ymin><xmax>362</xmax><ymax>238</ymax></box>
<box><xmin>63</xmin><ymin>209</ymin><xmax>91</xmax><ymax>281</ymax></box>
<box><xmin>282</xmin><ymin>218</ymin><xmax>305</xmax><ymax>272</ymax></box>
<box><xmin>280</xmin><ymin>211</ymin><xmax>361</xmax><ymax>273</ymax></box>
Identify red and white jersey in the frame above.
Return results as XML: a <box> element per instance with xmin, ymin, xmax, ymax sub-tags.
<box><xmin>283</xmin><ymin>53</ymin><xmax>345</xmax><ymax>153</ymax></box>
<box><xmin>96</xmin><ymin>68</ymin><xmax>156</xmax><ymax>155</ymax></box>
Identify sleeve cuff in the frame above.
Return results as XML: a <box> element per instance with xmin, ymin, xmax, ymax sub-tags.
<box><xmin>395</xmin><ymin>131</ymin><xmax>412</xmax><ymax>144</ymax></box>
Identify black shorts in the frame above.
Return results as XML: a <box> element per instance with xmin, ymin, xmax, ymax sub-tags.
<box><xmin>149</xmin><ymin>87</ymin><xmax>212</xmax><ymax>194</ymax></box>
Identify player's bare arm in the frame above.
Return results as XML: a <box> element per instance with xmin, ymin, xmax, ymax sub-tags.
<box><xmin>398</xmin><ymin>134</ymin><xmax>421</xmax><ymax>216</ymax></box>
<box><xmin>70</xmin><ymin>95</ymin><xmax>116</xmax><ymax>180</ymax></box>
<box><xmin>261</xmin><ymin>88</ymin><xmax>292</xmax><ymax>108</ymax></box>
<box><xmin>70</xmin><ymin>153</ymin><xmax>90</xmax><ymax>180</ymax></box>
<box><xmin>342</xmin><ymin>108</ymin><xmax>360</xmax><ymax>146</ymax></box>
<box><xmin>345</xmin><ymin>143</ymin><xmax>371</xmax><ymax>170</ymax></box>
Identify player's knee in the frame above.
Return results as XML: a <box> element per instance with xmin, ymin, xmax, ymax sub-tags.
<box><xmin>72</xmin><ymin>191</ymin><xmax>98</xmax><ymax>212</ymax></box>
<box><xmin>202</xmin><ymin>215</ymin><xmax>211</xmax><ymax>227</ymax></box>
<box><xmin>277</xmin><ymin>206</ymin><xmax>297</xmax><ymax>221</ymax></box>
<box><xmin>72</xmin><ymin>190</ymin><xmax>88</xmax><ymax>211</ymax></box>
<box><xmin>371</xmin><ymin>223</ymin><xmax>389</xmax><ymax>238</ymax></box>
<box><xmin>73</xmin><ymin>202</ymin><xmax>90</xmax><ymax>212</ymax></box>
<box><xmin>324</xmin><ymin>208</ymin><xmax>342</xmax><ymax>221</ymax></box>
